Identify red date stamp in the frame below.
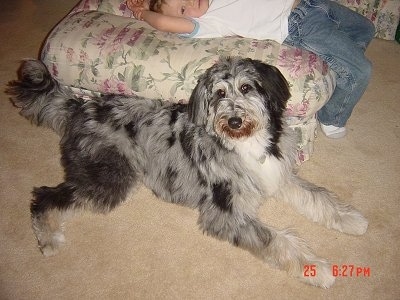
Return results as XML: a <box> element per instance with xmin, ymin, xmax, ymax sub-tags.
<box><xmin>303</xmin><ymin>264</ymin><xmax>371</xmax><ymax>277</ymax></box>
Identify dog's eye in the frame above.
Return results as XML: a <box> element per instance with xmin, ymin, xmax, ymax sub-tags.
<box><xmin>216</xmin><ymin>89</ymin><xmax>226</xmax><ymax>99</ymax></box>
<box><xmin>241</xmin><ymin>84</ymin><xmax>252</xmax><ymax>94</ymax></box>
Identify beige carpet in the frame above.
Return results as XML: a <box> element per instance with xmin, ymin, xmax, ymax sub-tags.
<box><xmin>1</xmin><ymin>1</ymin><xmax>399</xmax><ymax>299</ymax></box>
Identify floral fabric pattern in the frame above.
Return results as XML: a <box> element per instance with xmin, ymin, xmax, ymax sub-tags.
<box><xmin>333</xmin><ymin>0</ymin><xmax>400</xmax><ymax>40</ymax></box>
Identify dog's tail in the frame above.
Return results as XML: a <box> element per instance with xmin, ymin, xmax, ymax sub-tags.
<box><xmin>7</xmin><ymin>59</ymin><xmax>79</xmax><ymax>135</ymax></box>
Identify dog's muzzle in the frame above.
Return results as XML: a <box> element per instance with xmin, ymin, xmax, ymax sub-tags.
<box><xmin>228</xmin><ymin>117</ymin><xmax>243</xmax><ymax>129</ymax></box>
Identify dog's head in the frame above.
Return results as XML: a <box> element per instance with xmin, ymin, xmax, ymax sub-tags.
<box><xmin>188</xmin><ymin>57</ymin><xmax>290</xmax><ymax>155</ymax></box>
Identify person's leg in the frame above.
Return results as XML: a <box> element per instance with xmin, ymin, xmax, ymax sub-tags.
<box><xmin>326</xmin><ymin>0</ymin><xmax>375</xmax><ymax>51</ymax></box>
<box><xmin>284</xmin><ymin>0</ymin><xmax>374</xmax><ymax>137</ymax></box>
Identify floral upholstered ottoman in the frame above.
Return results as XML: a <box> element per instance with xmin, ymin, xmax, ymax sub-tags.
<box><xmin>335</xmin><ymin>0</ymin><xmax>400</xmax><ymax>41</ymax></box>
<box><xmin>41</xmin><ymin>0</ymin><xmax>337</xmax><ymax>163</ymax></box>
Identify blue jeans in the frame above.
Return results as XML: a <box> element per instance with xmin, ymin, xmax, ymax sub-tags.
<box><xmin>284</xmin><ymin>0</ymin><xmax>375</xmax><ymax>127</ymax></box>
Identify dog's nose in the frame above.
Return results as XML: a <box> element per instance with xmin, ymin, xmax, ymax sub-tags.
<box><xmin>228</xmin><ymin>117</ymin><xmax>242</xmax><ymax>129</ymax></box>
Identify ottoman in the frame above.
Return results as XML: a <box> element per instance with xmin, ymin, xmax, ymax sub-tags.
<box><xmin>40</xmin><ymin>0</ymin><xmax>337</xmax><ymax>163</ymax></box>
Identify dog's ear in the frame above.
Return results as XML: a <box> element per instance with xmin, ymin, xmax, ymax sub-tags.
<box><xmin>188</xmin><ymin>75</ymin><xmax>209</xmax><ymax>126</ymax></box>
<box><xmin>251</xmin><ymin>60</ymin><xmax>291</xmax><ymax>116</ymax></box>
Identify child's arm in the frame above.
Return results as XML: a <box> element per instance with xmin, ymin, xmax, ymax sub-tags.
<box><xmin>139</xmin><ymin>10</ymin><xmax>195</xmax><ymax>34</ymax></box>
<box><xmin>126</xmin><ymin>0</ymin><xmax>195</xmax><ymax>34</ymax></box>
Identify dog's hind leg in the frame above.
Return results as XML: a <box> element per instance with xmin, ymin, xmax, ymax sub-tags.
<box><xmin>31</xmin><ymin>179</ymin><xmax>137</xmax><ymax>256</ymax></box>
<box><xmin>31</xmin><ymin>151</ymin><xmax>138</xmax><ymax>256</ymax></box>
<box><xmin>276</xmin><ymin>176</ymin><xmax>368</xmax><ymax>235</ymax></box>
<box><xmin>31</xmin><ymin>183</ymin><xmax>81</xmax><ymax>256</ymax></box>
<box><xmin>198</xmin><ymin>209</ymin><xmax>335</xmax><ymax>288</ymax></box>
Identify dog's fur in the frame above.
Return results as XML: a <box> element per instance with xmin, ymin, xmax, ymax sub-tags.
<box><xmin>7</xmin><ymin>57</ymin><xmax>368</xmax><ymax>288</ymax></box>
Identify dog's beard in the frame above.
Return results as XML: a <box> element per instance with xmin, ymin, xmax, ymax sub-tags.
<box><xmin>215</xmin><ymin>115</ymin><xmax>257</xmax><ymax>139</ymax></box>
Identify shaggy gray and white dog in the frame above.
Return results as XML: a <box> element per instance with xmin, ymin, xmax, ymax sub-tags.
<box><xmin>8</xmin><ymin>57</ymin><xmax>368</xmax><ymax>288</ymax></box>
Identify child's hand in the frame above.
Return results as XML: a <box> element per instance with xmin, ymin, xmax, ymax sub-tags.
<box><xmin>184</xmin><ymin>0</ymin><xmax>209</xmax><ymax>18</ymax></box>
<box><xmin>126</xmin><ymin>0</ymin><xmax>145</xmax><ymax>7</ymax></box>
<box><xmin>126</xmin><ymin>0</ymin><xmax>148</xmax><ymax>20</ymax></box>
<box><xmin>133</xmin><ymin>7</ymin><xmax>146</xmax><ymax>21</ymax></box>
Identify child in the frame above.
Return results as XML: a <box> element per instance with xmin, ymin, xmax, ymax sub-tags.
<box><xmin>126</xmin><ymin>0</ymin><xmax>375</xmax><ymax>139</ymax></box>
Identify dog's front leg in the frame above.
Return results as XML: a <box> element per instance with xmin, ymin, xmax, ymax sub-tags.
<box><xmin>198</xmin><ymin>206</ymin><xmax>335</xmax><ymax>288</ymax></box>
<box><xmin>276</xmin><ymin>176</ymin><xmax>368</xmax><ymax>236</ymax></box>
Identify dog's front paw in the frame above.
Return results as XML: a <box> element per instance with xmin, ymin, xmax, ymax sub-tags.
<box><xmin>266</xmin><ymin>229</ymin><xmax>335</xmax><ymax>288</ymax></box>
<box><xmin>334</xmin><ymin>206</ymin><xmax>368</xmax><ymax>235</ymax></box>
<box><xmin>300</xmin><ymin>259</ymin><xmax>335</xmax><ymax>289</ymax></box>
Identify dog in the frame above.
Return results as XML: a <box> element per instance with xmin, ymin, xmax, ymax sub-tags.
<box><xmin>7</xmin><ymin>57</ymin><xmax>368</xmax><ymax>288</ymax></box>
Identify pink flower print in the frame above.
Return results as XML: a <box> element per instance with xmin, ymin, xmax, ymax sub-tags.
<box><xmin>93</xmin><ymin>26</ymin><xmax>142</xmax><ymax>55</ymax></box>
<box><xmin>296</xmin><ymin>101</ymin><xmax>310</xmax><ymax>117</ymax></box>
<box><xmin>106</xmin><ymin>28</ymin><xmax>144</xmax><ymax>54</ymax></box>
<box><xmin>285</xmin><ymin>104</ymin><xmax>295</xmax><ymax>117</ymax></box>
<box><xmin>307</xmin><ymin>52</ymin><xmax>318</xmax><ymax>73</ymax></box>
<box><xmin>108</xmin><ymin>26</ymin><xmax>135</xmax><ymax>53</ymax></box>
<box><xmin>93</xmin><ymin>26</ymin><xmax>116</xmax><ymax>50</ymax></box>
<box><xmin>117</xmin><ymin>82</ymin><xmax>134</xmax><ymax>95</ymax></box>
<box><xmin>66</xmin><ymin>47</ymin><xmax>75</xmax><ymax>62</ymax></box>
<box><xmin>127</xmin><ymin>29</ymin><xmax>144</xmax><ymax>47</ymax></box>
<box><xmin>278</xmin><ymin>48</ymin><xmax>305</xmax><ymax>79</ymax></box>
<box><xmin>294</xmin><ymin>48</ymin><xmax>302</xmax><ymax>57</ymax></box>
<box><xmin>101</xmin><ymin>79</ymin><xmax>134</xmax><ymax>96</ymax></box>
<box><xmin>113</xmin><ymin>26</ymin><xmax>130</xmax><ymax>45</ymax></box>
<box><xmin>285</xmin><ymin>101</ymin><xmax>310</xmax><ymax>117</ymax></box>
<box><xmin>102</xmin><ymin>79</ymin><xmax>113</xmax><ymax>93</ymax></box>
<box><xmin>279</xmin><ymin>48</ymin><xmax>289</xmax><ymax>61</ymax></box>
<box><xmin>79</xmin><ymin>50</ymin><xmax>89</xmax><ymax>63</ymax></box>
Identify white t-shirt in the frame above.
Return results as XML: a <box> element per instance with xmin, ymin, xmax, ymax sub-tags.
<box><xmin>184</xmin><ymin>0</ymin><xmax>295</xmax><ymax>43</ymax></box>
